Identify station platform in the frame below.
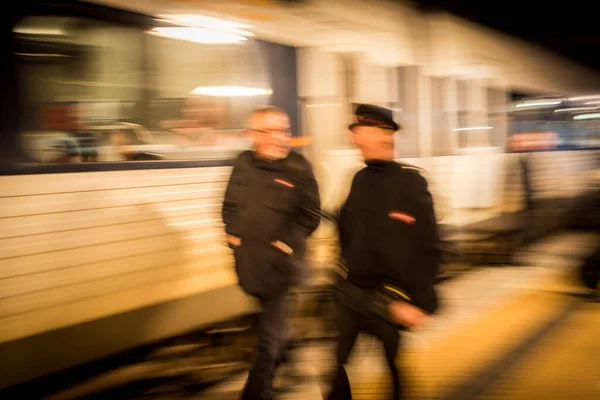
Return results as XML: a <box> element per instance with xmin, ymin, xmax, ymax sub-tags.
<box><xmin>42</xmin><ymin>231</ymin><xmax>599</xmax><ymax>400</ymax></box>
<box><xmin>195</xmin><ymin>231</ymin><xmax>600</xmax><ymax>400</ymax></box>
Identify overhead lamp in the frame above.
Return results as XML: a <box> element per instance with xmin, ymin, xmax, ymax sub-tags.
<box><xmin>568</xmin><ymin>95</ymin><xmax>600</xmax><ymax>101</ymax></box>
<box><xmin>15</xmin><ymin>53</ymin><xmax>69</xmax><ymax>58</ymax></box>
<box><xmin>191</xmin><ymin>86</ymin><xmax>273</xmax><ymax>97</ymax></box>
<box><xmin>166</xmin><ymin>14</ymin><xmax>252</xmax><ymax>30</ymax></box>
<box><xmin>452</xmin><ymin>126</ymin><xmax>493</xmax><ymax>132</ymax></box>
<box><xmin>13</xmin><ymin>27</ymin><xmax>65</xmax><ymax>35</ymax></box>
<box><xmin>554</xmin><ymin>107</ymin><xmax>598</xmax><ymax>113</ymax></box>
<box><xmin>149</xmin><ymin>27</ymin><xmax>247</xmax><ymax>44</ymax></box>
<box><xmin>573</xmin><ymin>113</ymin><xmax>600</xmax><ymax>120</ymax></box>
<box><xmin>515</xmin><ymin>101</ymin><xmax>561</xmax><ymax>108</ymax></box>
<box><xmin>160</xmin><ymin>14</ymin><xmax>254</xmax><ymax>38</ymax></box>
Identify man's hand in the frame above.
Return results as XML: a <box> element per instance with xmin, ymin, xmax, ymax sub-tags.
<box><xmin>271</xmin><ymin>240</ymin><xmax>293</xmax><ymax>255</ymax></box>
<box><xmin>389</xmin><ymin>302</ymin><xmax>430</xmax><ymax>329</ymax></box>
<box><xmin>227</xmin><ymin>235</ymin><xmax>241</xmax><ymax>247</ymax></box>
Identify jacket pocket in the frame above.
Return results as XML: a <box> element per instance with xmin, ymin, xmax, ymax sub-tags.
<box><xmin>267</xmin><ymin>244</ymin><xmax>300</xmax><ymax>277</ymax></box>
<box><xmin>234</xmin><ymin>244</ymin><xmax>299</xmax><ymax>300</ymax></box>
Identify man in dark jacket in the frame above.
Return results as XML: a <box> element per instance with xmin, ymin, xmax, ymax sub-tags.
<box><xmin>325</xmin><ymin>104</ymin><xmax>441</xmax><ymax>400</ymax></box>
<box><xmin>222</xmin><ymin>106</ymin><xmax>321</xmax><ymax>400</ymax></box>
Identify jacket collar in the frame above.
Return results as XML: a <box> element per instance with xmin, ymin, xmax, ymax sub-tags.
<box><xmin>251</xmin><ymin>151</ymin><xmax>286</xmax><ymax>172</ymax></box>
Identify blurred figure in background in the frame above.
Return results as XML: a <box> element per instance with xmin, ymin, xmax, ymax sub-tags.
<box><xmin>222</xmin><ymin>106</ymin><xmax>321</xmax><ymax>400</ymax></box>
<box><xmin>508</xmin><ymin>135</ymin><xmax>534</xmax><ymax>211</ymax></box>
<box><xmin>72</xmin><ymin>128</ymin><xmax>99</xmax><ymax>162</ymax></box>
<box><xmin>161</xmin><ymin>95</ymin><xmax>229</xmax><ymax>146</ymax></box>
<box><xmin>46</xmin><ymin>137</ymin><xmax>79</xmax><ymax>163</ymax></box>
<box><xmin>325</xmin><ymin>104</ymin><xmax>441</xmax><ymax>400</ymax></box>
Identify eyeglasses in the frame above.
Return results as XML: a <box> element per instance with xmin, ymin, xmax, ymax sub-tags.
<box><xmin>247</xmin><ymin>128</ymin><xmax>292</xmax><ymax>135</ymax></box>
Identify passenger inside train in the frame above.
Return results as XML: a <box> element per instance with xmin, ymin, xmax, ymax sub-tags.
<box><xmin>45</xmin><ymin>137</ymin><xmax>80</xmax><ymax>163</ymax></box>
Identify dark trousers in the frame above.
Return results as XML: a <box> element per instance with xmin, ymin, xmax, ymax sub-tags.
<box><xmin>326</xmin><ymin>298</ymin><xmax>402</xmax><ymax>400</ymax></box>
<box><xmin>241</xmin><ymin>294</ymin><xmax>288</xmax><ymax>400</ymax></box>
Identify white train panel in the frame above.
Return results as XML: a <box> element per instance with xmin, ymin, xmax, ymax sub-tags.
<box><xmin>0</xmin><ymin>166</ymin><xmax>250</xmax><ymax>346</ymax></box>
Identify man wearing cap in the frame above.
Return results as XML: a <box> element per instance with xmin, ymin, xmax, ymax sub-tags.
<box><xmin>324</xmin><ymin>104</ymin><xmax>441</xmax><ymax>400</ymax></box>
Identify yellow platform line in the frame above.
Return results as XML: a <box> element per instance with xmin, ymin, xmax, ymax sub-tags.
<box><xmin>479</xmin><ymin>302</ymin><xmax>600</xmax><ymax>400</ymax></box>
<box><xmin>350</xmin><ymin>270</ymin><xmax>581</xmax><ymax>399</ymax></box>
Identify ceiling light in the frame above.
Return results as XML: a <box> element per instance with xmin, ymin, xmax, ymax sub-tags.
<box><xmin>573</xmin><ymin>113</ymin><xmax>600</xmax><ymax>120</ymax></box>
<box><xmin>191</xmin><ymin>86</ymin><xmax>273</xmax><ymax>97</ymax></box>
<box><xmin>568</xmin><ymin>95</ymin><xmax>600</xmax><ymax>101</ymax></box>
<box><xmin>452</xmin><ymin>126</ymin><xmax>493</xmax><ymax>131</ymax></box>
<box><xmin>149</xmin><ymin>27</ymin><xmax>247</xmax><ymax>44</ymax></box>
<box><xmin>166</xmin><ymin>14</ymin><xmax>251</xmax><ymax>30</ymax></box>
<box><xmin>160</xmin><ymin>14</ymin><xmax>254</xmax><ymax>37</ymax></box>
<box><xmin>554</xmin><ymin>107</ymin><xmax>598</xmax><ymax>113</ymax></box>
<box><xmin>13</xmin><ymin>27</ymin><xmax>65</xmax><ymax>35</ymax></box>
<box><xmin>515</xmin><ymin>101</ymin><xmax>561</xmax><ymax>108</ymax></box>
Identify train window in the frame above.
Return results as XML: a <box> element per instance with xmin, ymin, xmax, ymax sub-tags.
<box><xmin>15</xmin><ymin>16</ymin><xmax>146</xmax><ymax>163</ymax></box>
<box><xmin>508</xmin><ymin>97</ymin><xmax>600</xmax><ymax>151</ymax></box>
<box><xmin>143</xmin><ymin>29</ymin><xmax>270</xmax><ymax>160</ymax></box>
<box><xmin>13</xmin><ymin>13</ymin><xmax>272</xmax><ymax>165</ymax></box>
<box><xmin>509</xmin><ymin>113</ymin><xmax>600</xmax><ymax>151</ymax></box>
